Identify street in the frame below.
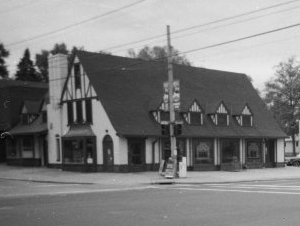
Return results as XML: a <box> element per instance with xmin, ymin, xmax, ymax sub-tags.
<box><xmin>1</xmin><ymin>179</ymin><xmax>300</xmax><ymax>226</ymax></box>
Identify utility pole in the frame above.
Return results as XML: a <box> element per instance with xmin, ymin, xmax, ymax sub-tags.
<box><xmin>166</xmin><ymin>25</ymin><xmax>177</xmax><ymax>177</ymax></box>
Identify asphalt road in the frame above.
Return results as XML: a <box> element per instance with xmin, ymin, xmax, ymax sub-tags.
<box><xmin>1</xmin><ymin>179</ymin><xmax>300</xmax><ymax>226</ymax></box>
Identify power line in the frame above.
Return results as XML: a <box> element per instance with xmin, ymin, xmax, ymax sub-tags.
<box><xmin>110</xmin><ymin>4</ymin><xmax>300</xmax><ymax>54</ymax></box>
<box><xmin>6</xmin><ymin>0</ymin><xmax>147</xmax><ymax>48</ymax></box>
<box><xmin>180</xmin><ymin>22</ymin><xmax>300</xmax><ymax>56</ymax></box>
<box><xmin>102</xmin><ymin>0</ymin><xmax>300</xmax><ymax>52</ymax></box>
<box><xmin>46</xmin><ymin>21</ymin><xmax>300</xmax><ymax>82</ymax></box>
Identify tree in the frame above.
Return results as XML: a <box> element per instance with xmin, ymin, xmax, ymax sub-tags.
<box><xmin>0</xmin><ymin>43</ymin><xmax>9</xmax><ymax>79</ymax></box>
<box><xmin>264</xmin><ymin>57</ymin><xmax>300</xmax><ymax>155</ymax></box>
<box><xmin>15</xmin><ymin>48</ymin><xmax>40</xmax><ymax>82</ymax></box>
<box><xmin>127</xmin><ymin>46</ymin><xmax>191</xmax><ymax>66</ymax></box>
<box><xmin>35</xmin><ymin>43</ymin><xmax>84</xmax><ymax>82</ymax></box>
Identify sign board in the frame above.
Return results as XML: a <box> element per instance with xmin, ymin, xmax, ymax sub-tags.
<box><xmin>164</xmin><ymin>158</ymin><xmax>175</xmax><ymax>179</ymax></box>
<box><xmin>163</xmin><ymin>80</ymin><xmax>180</xmax><ymax>111</ymax></box>
<box><xmin>178</xmin><ymin>157</ymin><xmax>187</xmax><ymax>178</ymax></box>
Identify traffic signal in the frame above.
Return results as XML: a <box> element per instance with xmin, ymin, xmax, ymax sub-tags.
<box><xmin>161</xmin><ymin>124</ymin><xmax>170</xmax><ymax>135</ymax></box>
<box><xmin>174</xmin><ymin>124</ymin><xmax>182</xmax><ymax>136</ymax></box>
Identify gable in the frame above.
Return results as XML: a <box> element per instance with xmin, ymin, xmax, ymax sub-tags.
<box><xmin>216</xmin><ymin>102</ymin><xmax>228</xmax><ymax>114</ymax></box>
<box><xmin>61</xmin><ymin>56</ymin><xmax>97</xmax><ymax>102</ymax></box>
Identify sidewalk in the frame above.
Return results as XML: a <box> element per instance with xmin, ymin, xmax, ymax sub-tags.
<box><xmin>1</xmin><ymin>164</ymin><xmax>300</xmax><ymax>186</ymax></box>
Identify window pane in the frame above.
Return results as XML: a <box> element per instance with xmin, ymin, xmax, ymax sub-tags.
<box><xmin>85</xmin><ymin>99</ymin><xmax>92</xmax><ymax>123</ymax></box>
<box><xmin>221</xmin><ymin>139</ymin><xmax>239</xmax><ymax>163</ymax></box>
<box><xmin>23</xmin><ymin>137</ymin><xmax>33</xmax><ymax>151</ymax></box>
<box><xmin>67</xmin><ymin>102</ymin><xmax>73</xmax><ymax>124</ymax></box>
<box><xmin>160</xmin><ymin>111</ymin><xmax>169</xmax><ymax>121</ymax></box>
<box><xmin>193</xmin><ymin>139</ymin><xmax>214</xmax><ymax>164</ymax></box>
<box><xmin>218</xmin><ymin>114</ymin><xmax>227</xmax><ymax>126</ymax></box>
<box><xmin>243</xmin><ymin>115</ymin><xmax>251</xmax><ymax>127</ymax></box>
<box><xmin>247</xmin><ymin>141</ymin><xmax>261</xmax><ymax>158</ymax></box>
<box><xmin>190</xmin><ymin>112</ymin><xmax>201</xmax><ymax>125</ymax></box>
<box><xmin>74</xmin><ymin>63</ymin><xmax>81</xmax><ymax>89</ymax></box>
<box><xmin>76</xmin><ymin>101</ymin><xmax>83</xmax><ymax>123</ymax></box>
<box><xmin>63</xmin><ymin>140</ymin><xmax>84</xmax><ymax>164</ymax></box>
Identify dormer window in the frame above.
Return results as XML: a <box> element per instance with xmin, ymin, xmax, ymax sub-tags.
<box><xmin>184</xmin><ymin>101</ymin><xmax>203</xmax><ymax>125</ymax></box>
<box><xmin>209</xmin><ymin>102</ymin><xmax>229</xmax><ymax>126</ymax></box>
<box><xmin>217</xmin><ymin>113</ymin><xmax>228</xmax><ymax>126</ymax></box>
<box><xmin>234</xmin><ymin>104</ymin><xmax>253</xmax><ymax>127</ymax></box>
<box><xmin>21</xmin><ymin>114</ymin><xmax>37</xmax><ymax>125</ymax></box>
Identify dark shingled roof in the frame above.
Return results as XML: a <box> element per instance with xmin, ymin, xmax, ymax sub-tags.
<box><xmin>76</xmin><ymin>50</ymin><xmax>286</xmax><ymax>138</ymax></box>
<box><xmin>9</xmin><ymin>114</ymin><xmax>47</xmax><ymax>135</ymax></box>
<box><xmin>0</xmin><ymin>80</ymin><xmax>48</xmax><ymax>131</ymax></box>
<box><xmin>23</xmin><ymin>100</ymin><xmax>42</xmax><ymax>114</ymax></box>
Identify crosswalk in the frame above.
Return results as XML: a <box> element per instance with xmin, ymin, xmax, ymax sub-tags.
<box><xmin>165</xmin><ymin>181</ymin><xmax>300</xmax><ymax>196</ymax></box>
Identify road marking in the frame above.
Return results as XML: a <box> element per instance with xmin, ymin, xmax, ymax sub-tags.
<box><xmin>210</xmin><ymin>183</ymin><xmax>300</xmax><ymax>188</ymax></box>
<box><xmin>168</xmin><ymin>187</ymin><xmax>300</xmax><ymax>195</ymax></box>
<box><xmin>207</xmin><ymin>184</ymin><xmax>300</xmax><ymax>191</ymax></box>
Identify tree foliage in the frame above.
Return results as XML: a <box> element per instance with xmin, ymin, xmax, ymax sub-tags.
<box><xmin>0</xmin><ymin>43</ymin><xmax>9</xmax><ymax>79</ymax></box>
<box><xmin>15</xmin><ymin>48</ymin><xmax>40</xmax><ymax>82</ymax></box>
<box><xmin>264</xmin><ymin>56</ymin><xmax>300</xmax><ymax>155</ymax></box>
<box><xmin>35</xmin><ymin>43</ymin><xmax>83</xmax><ymax>82</ymax></box>
<box><xmin>127</xmin><ymin>46</ymin><xmax>191</xmax><ymax>66</ymax></box>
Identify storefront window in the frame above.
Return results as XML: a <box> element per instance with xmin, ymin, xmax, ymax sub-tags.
<box><xmin>23</xmin><ymin>136</ymin><xmax>33</xmax><ymax>152</ymax></box>
<box><xmin>63</xmin><ymin>140</ymin><xmax>84</xmax><ymax>164</ymax></box>
<box><xmin>193</xmin><ymin>139</ymin><xmax>214</xmax><ymax>164</ymax></box>
<box><xmin>221</xmin><ymin>139</ymin><xmax>239</xmax><ymax>163</ymax></box>
<box><xmin>247</xmin><ymin>141</ymin><xmax>261</xmax><ymax>158</ymax></box>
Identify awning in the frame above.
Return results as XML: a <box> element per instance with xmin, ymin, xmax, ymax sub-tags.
<box><xmin>62</xmin><ymin>124</ymin><xmax>95</xmax><ymax>138</ymax></box>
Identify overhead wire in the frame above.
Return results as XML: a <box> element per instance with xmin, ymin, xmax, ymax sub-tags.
<box><xmin>6</xmin><ymin>0</ymin><xmax>147</xmax><ymax>48</ymax></box>
<box><xmin>47</xmin><ymin>21</ymin><xmax>300</xmax><ymax>82</ymax></box>
<box><xmin>109</xmin><ymin>4</ymin><xmax>300</xmax><ymax>54</ymax></box>
<box><xmin>102</xmin><ymin>0</ymin><xmax>300</xmax><ymax>52</ymax></box>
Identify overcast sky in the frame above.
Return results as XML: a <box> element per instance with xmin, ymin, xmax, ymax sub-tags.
<box><xmin>2</xmin><ymin>0</ymin><xmax>300</xmax><ymax>92</ymax></box>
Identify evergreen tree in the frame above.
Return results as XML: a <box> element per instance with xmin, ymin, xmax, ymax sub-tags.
<box><xmin>0</xmin><ymin>43</ymin><xmax>9</xmax><ymax>79</ymax></box>
<box><xmin>15</xmin><ymin>48</ymin><xmax>40</xmax><ymax>82</ymax></box>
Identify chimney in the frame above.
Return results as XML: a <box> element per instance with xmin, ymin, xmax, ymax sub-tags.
<box><xmin>48</xmin><ymin>54</ymin><xmax>68</xmax><ymax>106</ymax></box>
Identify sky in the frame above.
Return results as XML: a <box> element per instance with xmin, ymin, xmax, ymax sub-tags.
<box><xmin>2</xmin><ymin>0</ymin><xmax>300</xmax><ymax>92</ymax></box>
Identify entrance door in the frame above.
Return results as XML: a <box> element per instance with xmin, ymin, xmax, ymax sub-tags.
<box><xmin>265</xmin><ymin>139</ymin><xmax>275</xmax><ymax>167</ymax></box>
<box><xmin>103</xmin><ymin>135</ymin><xmax>114</xmax><ymax>172</ymax></box>
<box><xmin>128</xmin><ymin>138</ymin><xmax>145</xmax><ymax>172</ymax></box>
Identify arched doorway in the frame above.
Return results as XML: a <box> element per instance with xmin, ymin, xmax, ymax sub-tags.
<box><xmin>103</xmin><ymin>135</ymin><xmax>114</xmax><ymax>172</ymax></box>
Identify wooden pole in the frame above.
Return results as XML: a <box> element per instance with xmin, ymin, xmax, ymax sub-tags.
<box><xmin>166</xmin><ymin>25</ymin><xmax>177</xmax><ymax>177</ymax></box>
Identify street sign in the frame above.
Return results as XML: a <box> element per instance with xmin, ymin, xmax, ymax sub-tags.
<box><xmin>163</xmin><ymin>80</ymin><xmax>180</xmax><ymax>111</ymax></box>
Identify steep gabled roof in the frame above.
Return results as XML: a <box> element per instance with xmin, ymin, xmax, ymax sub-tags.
<box><xmin>23</xmin><ymin>100</ymin><xmax>42</xmax><ymax>114</ymax></box>
<box><xmin>0</xmin><ymin>80</ymin><xmax>48</xmax><ymax>131</ymax></box>
<box><xmin>76</xmin><ymin>50</ymin><xmax>286</xmax><ymax>138</ymax></box>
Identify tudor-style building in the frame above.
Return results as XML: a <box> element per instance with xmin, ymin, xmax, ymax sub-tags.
<box><xmin>47</xmin><ymin>51</ymin><xmax>287</xmax><ymax>172</ymax></box>
<box><xmin>6</xmin><ymin>96</ymin><xmax>48</xmax><ymax>166</ymax></box>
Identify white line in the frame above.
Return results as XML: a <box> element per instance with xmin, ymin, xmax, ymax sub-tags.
<box><xmin>170</xmin><ymin>187</ymin><xmax>300</xmax><ymax>195</ymax></box>
<box><xmin>209</xmin><ymin>183</ymin><xmax>300</xmax><ymax>188</ymax></box>
<box><xmin>209</xmin><ymin>185</ymin><xmax>300</xmax><ymax>191</ymax></box>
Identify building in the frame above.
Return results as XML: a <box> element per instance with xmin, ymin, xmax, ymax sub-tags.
<box><xmin>0</xmin><ymin>80</ymin><xmax>48</xmax><ymax>163</ymax></box>
<box><xmin>284</xmin><ymin>135</ymin><xmax>299</xmax><ymax>157</ymax></box>
<box><xmin>47</xmin><ymin>51</ymin><xmax>287</xmax><ymax>172</ymax></box>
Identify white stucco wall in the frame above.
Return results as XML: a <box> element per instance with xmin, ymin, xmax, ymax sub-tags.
<box><xmin>118</xmin><ymin>137</ymin><xmax>128</xmax><ymax>165</ymax></box>
<box><xmin>277</xmin><ymin>138</ymin><xmax>285</xmax><ymax>163</ymax></box>
<box><xmin>91</xmin><ymin>98</ymin><xmax>119</xmax><ymax>165</ymax></box>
